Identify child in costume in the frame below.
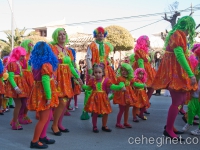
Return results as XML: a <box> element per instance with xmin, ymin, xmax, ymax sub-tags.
<box><xmin>0</xmin><ymin>59</ymin><xmax>5</xmax><ymax>115</ymax></box>
<box><xmin>27</xmin><ymin>41</ymin><xmax>59</xmax><ymax>149</ymax></box>
<box><xmin>113</xmin><ymin>63</ymin><xmax>136</xmax><ymax>129</ymax></box>
<box><xmin>82</xmin><ymin>63</ymin><xmax>125</xmax><ymax>133</ymax></box>
<box><xmin>132</xmin><ymin>68</ymin><xmax>150</xmax><ymax>122</ymax></box>
<box><xmin>5</xmin><ymin>47</ymin><xmax>30</xmax><ymax>130</ymax></box>
<box><xmin>18</xmin><ymin>39</ymin><xmax>34</xmax><ymax>124</ymax></box>
<box><xmin>182</xmin><ymin>45</ymin><xmax>200</xmax><ymax>135</ymax></box>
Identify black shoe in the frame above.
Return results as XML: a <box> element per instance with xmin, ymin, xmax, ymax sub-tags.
<box><xmin>9</xmin><ymin>105</ymin><xmax>15</xmax><ymax>108</ymax></box>
<box><xmin>93</xmin><ymin>126</ymin><xmax>99</xmax><ymax>133</ymax></box>
<box><xmin>30</xmin><ymin>141</ymin><xmax>48</xmax><ymax>149</ymax></box>
<box><xmin>39</xmin><ymin>137</ymin><xmax>55</xmax><ymax>144</ymax></box>
<box><xmin>194</xmin><ymin>116</ymin><xmax>199</xmax><ymax>120</ymax></box>
<box><xmin>144</xmin><ymin>111</ymin><xmax>150</xmax><ymax>115</ymax></box>
<box><xmin>164</xmin><ymin>125</ymin><xmax>184</xmax><ymax>134</ymax></box>
<box><xmin>51</xmin><ymin>127</ymin><xmax>62</xmax><ymax>136</ymax></box>
<box><xmin>163</xmin><ymin>130</ymin><xmax>184</xmax><ymax>141</ymax></box>
<box><xmin>58</xmin><ymin>127</ymin><xmax>69</xmax><ymax>132</ymax></box>
<box><xmin>0</xmin><ymin>112</ymin><xmax>4</xmax><ymax>115</ymax></box>
<box><xmin>102</xmin><ymin>126</ymin><xmax>112</xmax><ymax>132</ymax></box>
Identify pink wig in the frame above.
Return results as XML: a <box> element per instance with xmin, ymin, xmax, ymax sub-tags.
<box><xmin>7</xmin><ymin>46</ymin><xmax>26</xmax><ymax>64</ymax></box>
<box><xmin>134</xmin><ymin>35</ymin><xmax>149</xmax><ymax>53</ymax></box>
<box><xmin>189</xmin><ymin>54</ymin><xmax>198</xmax><ymax>70</ymax></box>
<box><xmin>134</xmin><ymin>68</ymin><xmax>147</xmax><ymax>83</ymax></box>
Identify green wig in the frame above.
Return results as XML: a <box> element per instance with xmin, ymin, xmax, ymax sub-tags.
<box><xmin>164</xmin><ymin>16</ymin><xmax>196</xmax><ymax>49</ymax></box>
<box><xmin>120</xmin><ymin>63</ymin><xmax>134</xmax><ymax>80</ymax></box>
<box><xmin>20</xmin><ymin>39</ymin><xmax>33</xmax><ymax>52</ymax></box>
<box><xmin>51</xmin><ymin>28</ymin><xmax>69</xmax><ymax>45</ymax></box>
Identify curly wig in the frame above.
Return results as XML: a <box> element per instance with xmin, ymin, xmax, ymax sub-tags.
<box><xmin>0</xmin><ymin>59</ymin><xmax>3</xmax><ymax>74</ymax></box>
<box><xmin>29</xmin><ymin>41</ymin><xmax>58</xmax><ymax>71</ymax></box>
<box><xmin>164</xmin><ymin>16</ymin><xmax>196</xmax><ymax>49</ymax></box>
<box><xmin>191</xmin><ymin>44</ymin><xmax>200</xmax><ymax>53</ymax></box>
<box><xmin>20</xmin><ymin>39</ymin><xmax>33</xmax><ymax>52</ymax></box>
<box><xmin>134</xmin><ymin>35</ymin><xmax>149</xmax><ymax>53</ymax></box>
<box><xmin>188</xmin><ymin>54</ymin><xmax>198</xmax><ymax>70</ymax></box>
<box><xmin>120</xmin><ymin>63</ymin><xmax>134</xmax><ymax>80</ymax></box>
<box><xmin>7</xmin><ymin>47</ymin><xmax>26</xmax><ymax>64</ymax></box>
<box><xmin>51</xmin><ymin>28</ymin><xmax>69</xmax><ymax>45</ymax></box>
<box><xmin>93</xmin><ymin>27</ymin><xmax>108</xmax><ymax>38</ymax></box>
<box><xmin>134</xmin><ymin>68</ymin><xmax>147</xmax><ymax>83</ymax></box>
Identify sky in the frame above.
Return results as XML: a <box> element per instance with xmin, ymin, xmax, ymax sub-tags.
<box><xmin>0</xmin><ymin>0</ymin><xmax>200</xmax><ymax>45</ymax></box>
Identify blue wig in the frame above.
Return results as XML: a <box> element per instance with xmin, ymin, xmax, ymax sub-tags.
<box><xmin>0</xmin><ymin>59</ymin><xmax>4</xmax><ymax>74</ymax></box>
<box><xmin>29</xmin><ymin>42</ymin><xmax>58</xmax><ymax>71</ymax></box>
<box><xmin>68</xmin><ymin>47</ymin><xmax>76</xmax><ymax>62</ymax></box>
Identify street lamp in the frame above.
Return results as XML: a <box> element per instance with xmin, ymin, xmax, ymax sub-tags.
<box><xmin>7</xmin><ymin>0</ymin><xmax>14</xmax><ymax>50</ymax></box>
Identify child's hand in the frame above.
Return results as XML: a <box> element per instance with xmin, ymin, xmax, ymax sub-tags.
<box><xmin>77</xmin><ymin>78</ymin><xmax>83</xmax><ymax>86</ymax></box>
<box><xmin>121</xmin><ymin>87</ymin><xmax>126</xmax><ymax>91</ymax></box>
<box><xmin>46</xmin><ymin>100</ymin><xmax>51</xmax><ymax>106</ymax></box>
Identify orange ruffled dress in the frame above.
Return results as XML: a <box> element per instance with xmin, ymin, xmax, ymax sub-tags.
<box><xmin>152</xmin><ymin>30</ymin><xmax>197</xmax><ymax>92</ymax></box>
<box><xmin>50</xmin><ymin>45</ymin><xmax>74</xmax><ymax>98</ymax></box>
<box><xmin>0</xmin><ymin>70</ymin><xmax>5</xmax><ymax>95</ymax></box>
<box><xmin>133</xmin><ymin>50</ymin><xmax>156</xmax><ymax>87</ymax></box>
<box><xmin>21</xmin><ymin>53</ymin><xmax>34</xmax><ymax>88</ymax></box>
<box><xmin>84</xmin><ymin>78</ymin><xmax>112</xmax><ymax>114</ymax></box>
<box><xmin>74</xmin><ymin>79</ymin><xmax>81</xmax><ymax>95</ymax></box>
<box><xmin>133</xmin><ymin>79</ymin><xmax>150</xmax><ymax>109</ymax></box>
<box><xmin>113</xmin><ymin>76</ymin><xmax>136</xmax><ymax>106</ymax></box>
<box><xmin>27</xmin><ymin>63</ymin><xmax>59</xmax><ymax>112</ymax></box>
<box><xmin>5</xmin><ymin>62</ymin><xmax>30</xmax><ymax>98</ymax></box>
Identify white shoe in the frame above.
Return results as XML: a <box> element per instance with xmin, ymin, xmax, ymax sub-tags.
<box><xmin>182</xmin><ymin>123</ymin><xmax>192</xmax><ymax>132</ymax></box>
<box><xmin>191</xmin><ymin>128</ymin><xmax>200</xmax><ymax>135</ymax></box>
<box><xmin>75</xmin><ymin>106</ymin><xmax>78</xmax><ymax>109</ymax></box>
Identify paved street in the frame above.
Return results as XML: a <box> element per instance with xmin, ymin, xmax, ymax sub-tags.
<box><xmin>0</xmin><ymin>92</ymin><xmax>200</xmax><ymax>150</ymax></box>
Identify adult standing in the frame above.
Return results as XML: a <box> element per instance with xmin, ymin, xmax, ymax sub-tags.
<box><xmin>49</xmin><ymin>28</ymin><xmax>82</xmax><ymax>135</ymax></box>
<box><xmin>152</xmin><ymin>16</ymin><xmax>197</xmax><ymax>139</ymax></box>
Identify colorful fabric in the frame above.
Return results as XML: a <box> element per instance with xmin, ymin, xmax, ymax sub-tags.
<box><xmin>133</xmin><ymin>50</ymin><xmax>156</xmax><ymax>87</ymax></box>
<box><xmin>50</xmin><ymin>45</ymin><xmax>74</xmax><ymax>98</ymax></box>
<box><xmin>113</xmin><ymin>76</ymin><xmax>136</xmax><ymax>106</ymax></box>
<box><xmin>0</xmin><ymin>70</ymin><xmax>5</xmax><ymax>95</ymax></box>
<box><xmin>84</xmin><ymin>78</ymin><xmax>112</xmax><ymax>114</ymax></box>
<box><xmin>5</xmin><ymin>62</ymin><xmax>29</xmax><ymax>98</ymax></box>
<box><xmin>152</xmin><ymin>30</ymin><xmax>197</xmax><ymax>91</ymax></box>
<box><xmin>27</xmin><ymin>63</ymin><xmax>59</xmax><ymax>112</ymax></box>
<box><xmin>133</xmin><ymin>79</ymin><xmax>150</xmax><ymax>109</ymax></box>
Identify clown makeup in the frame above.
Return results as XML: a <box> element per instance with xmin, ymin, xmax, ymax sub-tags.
<box><xmin>121</xmin><ymin>67</ymin><xmax>128</xmax><ymax>78</ymax></box>
<box><xmin>58</xmin><ymin>30</ymin><xmax>66</xmax><ymax>44</ymax></box>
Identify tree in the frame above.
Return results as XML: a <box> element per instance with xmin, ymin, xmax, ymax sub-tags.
<box><xmin>104</xmin><ymin>25</ymin><xmax>134</xmax><ymax>52</ymax></box>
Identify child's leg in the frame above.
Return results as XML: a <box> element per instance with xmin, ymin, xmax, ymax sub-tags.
<box><xmin>52</xmin><ymin>98</ymin><xmax>67</xmax><ymax>133</ymax></box>
<box><xmin>124</xmin><ymin>105</ymin><xmax>130</xmax><ymax>124</ymax></box>
<box><xmin>74</xmin><ymin>95</ymin><xmax>78</xmax><ymax>108</ymax></box>
<box><xmin>116</xmin><ymin>105</ymin><xmax>125</xmax><ymax>125</ymax></box>
<box><xmin>102</xmin><ymin>114</ymin><xmax>108</xmax><ymax>127</ymax></box>
<box><xmin>31</xmin><ymin>109</ymin><xmax>50</xmax><ymax>148</ymax></box>
<box><xmin>40</xmin><ymin>109</ymin><xmax>52</xmax><ymax>138</ymax></box>
<box><xmin>12</xmin><ymin>98</ymin><xmax>22</xmax><ymax>122</ymax></box>
<box><xmin>92</xmin><ymin>113</ymin><xmax>98</xmax><ymax>132</ymax></box>
<box><xmin>187</xmin><ymin>99</ymin><xmax>197</xmax><ymax>125</ymax></box>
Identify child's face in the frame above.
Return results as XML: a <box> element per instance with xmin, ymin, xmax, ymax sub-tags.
<box><xmin>138</xmin><ymin>72</ymin><xmax>144</xmax><ymax>80</ymax></box>
<box><xmin>121</xmin><ymin>67</ymin><xmax>128</xmax><ymax>78</ymax></box>
<box><xmin>94</xmin><ymin>67</ymin><xmax>103</xmax><ymax>79</ymax></box>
